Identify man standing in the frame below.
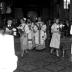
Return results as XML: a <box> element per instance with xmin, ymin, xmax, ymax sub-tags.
<box><xmin>34</xmin><ymin>17</ymin><xmax>47</xmax><ymax>50</ymax></box>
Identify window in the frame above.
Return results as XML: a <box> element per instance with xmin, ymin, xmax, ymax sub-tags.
<box><xmin>64</xmin><ymin>0</ymin><xmax>70</xmax><ymax>9</ymax></box>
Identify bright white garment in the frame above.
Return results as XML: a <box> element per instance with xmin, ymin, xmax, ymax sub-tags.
<box><xmin>70</xmin><ymin>25</ymin><xmax>72</xmax><ymax>54</ymax></box>
<box><xmin>17</xmin><ymin>23</ymin><xmax>26</xmax><ymax>31</ymax></box>
<box><xmin>70</xmin><ymin>25</ymin><xmax>72</xmax><ymax>35</ymax></box>
<box><xmin>0</xmin><ymin>34</ymin><xmax>18</xmax><ymax>72</ymax></box>
<box><xmin>36</xmin><ymin>22</ymin><xmax>44</xmax><ymax>27</ymax></box>
<box><xmin>25</xmin><ymin>24</ymin><xmax>30</xmax><ymax>34</ymax></box>
<box><xmin>50</xmin><ymin>23</ymin><xmax>61</xmax><ymax>49</ymax></box>
<box><xmin>34</xmin><ymin>24</ymin><xmax>47</xmax><ymax>50</ymax></box>
<box><xmin>27</xmin><ymin>24</ymin><xmax>34</xmax><ymax>50</ymax></box>
<box><xmin>34</xmin><ymin>25</ymin><xmax>39</xmax><ymax>45</ymax></box>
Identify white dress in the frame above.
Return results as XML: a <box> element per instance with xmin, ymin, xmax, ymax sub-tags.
<box><xmin>18</xmin><ymin>23</ymin><xmax>28</xmax><ymax>51</ymax></box>
<box><xmin>50</xmin><ymin>23</ymin><xmax>61</xmax><ymax>49</ymax></box>
<box><xmin>0</xmin><ymin>33</ymin><xmax>18</xmax><ymax>72</ymax></box>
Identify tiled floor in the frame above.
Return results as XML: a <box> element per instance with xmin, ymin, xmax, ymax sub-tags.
<box><xmin>14</xmin><ymin>49</ymin><xmax>72</xmax><ymax>72</ymax></box>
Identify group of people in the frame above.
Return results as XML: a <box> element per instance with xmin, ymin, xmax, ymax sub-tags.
<box><xmin>0</xmin><ymin>16</ymin><xmax>72</xmax><ymax>71</ymax></box>
<box><xmin>3</xmin><ymin>16</ymin><xmax>71</xmax><ymax>58</ymax></box>
<box><xmin>16</xmin><ymin>17</ymin><xmax>70</xmax><ymax>57</ymax></box>
<box><xmin>17</xmin><ymin>17</ymin><xmax>47</xmax><ymax>57</ymax></box>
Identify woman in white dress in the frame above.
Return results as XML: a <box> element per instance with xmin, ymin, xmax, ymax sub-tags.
<box><xmin>17</xmin><ymin>18</ymin><xmax>28</xmax><ymax>57</ymax></box>
<box><xmin>50</xmin><ymin>19</ymin><xmax>61</xmax><ymax>57</ymax></box>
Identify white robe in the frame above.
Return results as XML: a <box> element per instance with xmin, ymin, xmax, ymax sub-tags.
<box><xmin>50</xmin><ymin>23</ymin><xmax>61</xmax><ymax>49</ymax></box>
<box><xmin>0</xmin><ymin>33</ymin><xmax>17</xmax><ymax>72</ymax></box>
<box><xmin>34</xmin><ymin>23</ymin><xmax>47</xmax><ymax>50</ymax></box>
<box><xmin>40</xmin><ymin>25</ymin><xmax>47</xmax><ymax>45</ymax></box>
<box><xmin>26</xmin><ymin>23</ymin><xmax>34</xmax><ymax>50</ymax></box>
<box><xmin>34</xmin><ymin>25</ymin><xmax>39</xmax><ymax>45</ymax></box>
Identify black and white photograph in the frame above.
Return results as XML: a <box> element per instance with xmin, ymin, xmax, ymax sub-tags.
<box><xmin>0</xmin><ymin>0</ymin><xmax>72</xmax><ymax>72</ymax></box>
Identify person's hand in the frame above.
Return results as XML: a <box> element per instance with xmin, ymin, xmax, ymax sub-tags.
<box><xmin>12</xmin><ymin>28</ymin><xmax>16</xmax><ymax>31</ymax></box>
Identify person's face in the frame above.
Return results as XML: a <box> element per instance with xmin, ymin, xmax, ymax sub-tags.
<box><xmin>20</xmin><ymin>19</ymin><xmax>24</xmax><ymax>24</ymax></box>
<box><xmin>56</xmin><ymin>19</ymin><xmax>59</xmax><ymax>24</ymax></box>
<box><xmin>38</xmin><ymin>17</ymin><xmax>41</xmax><ymax>22</ymax></box>
<box><xmin>27</xmin><ymin>19</ymin><xmax>31</xmax><ymax>23</ymax></box>
<box><xmin>7</xmin><ymin>20</ymin><xmax>12</xmax><ymax>25</ymax></box>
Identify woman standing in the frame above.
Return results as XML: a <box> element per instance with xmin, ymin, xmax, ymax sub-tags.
<box><xmin>50</xmin><ymin>18</ymin><xmax>61</xmax><ymax>57</ymax></box>
<box><xmin>17</xmin><ymin>18</ymin><xmax>28</xmax><ymax>57</ymax></box>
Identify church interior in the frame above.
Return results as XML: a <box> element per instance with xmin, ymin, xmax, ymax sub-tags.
<box><xmin>0</xmin><ymin>0</ymin><xmax>72</xmax><ymax>72</ymax></box>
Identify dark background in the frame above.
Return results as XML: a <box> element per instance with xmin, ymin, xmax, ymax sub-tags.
<box><xmin>0</xmin><ymin>0</ymin><xmax>62</xmax><ymax>19</ymax></box>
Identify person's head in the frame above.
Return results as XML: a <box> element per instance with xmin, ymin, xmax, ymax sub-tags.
<box><xmin>27</xmin><ymin>18</ymin><xmax>31</xmax><ymax>23</ymax></box>
<box><xmin>20</xmin><ymin>18</ymin><xmax>24</xmax><ymax>24</ymax></box>
<box><xmin>38</xmin><ymin>17</ymin><xmax>41</xmax><ymax>22</ymax></box>
<box><xmin>7</xmin><ymin>19</ymin><xmax>12</xmax><ymax>25</ymax></box>
<box><xmin>55</xmin><ymin>18</ymin><xmax>59</xmax><ymax>24</ymax></box>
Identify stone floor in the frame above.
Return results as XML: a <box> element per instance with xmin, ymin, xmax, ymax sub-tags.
<box><xmin>14</xmin><ymin>49</ymin><xmax>72</xmax><ymax>72</ymax></box>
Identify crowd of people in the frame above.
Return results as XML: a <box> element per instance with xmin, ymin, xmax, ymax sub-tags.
<box><xmin>1</xmin><ymin>16</ymin><xmax>71</xmax><ymax>58</ymax></box>
<box><xmin>17</xmin><ymin>17</ymin><xmax>47</xmax><ymax>57</ymax></box>
<box><xmin>0</xmin><ymin>15</ymin><xmax>71</xmax><ymax>71</ymax></box>
<box><xmin>0</xmin><ymin>1</ymin><xmax>72</xmax><ymax>72</ymax></box>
